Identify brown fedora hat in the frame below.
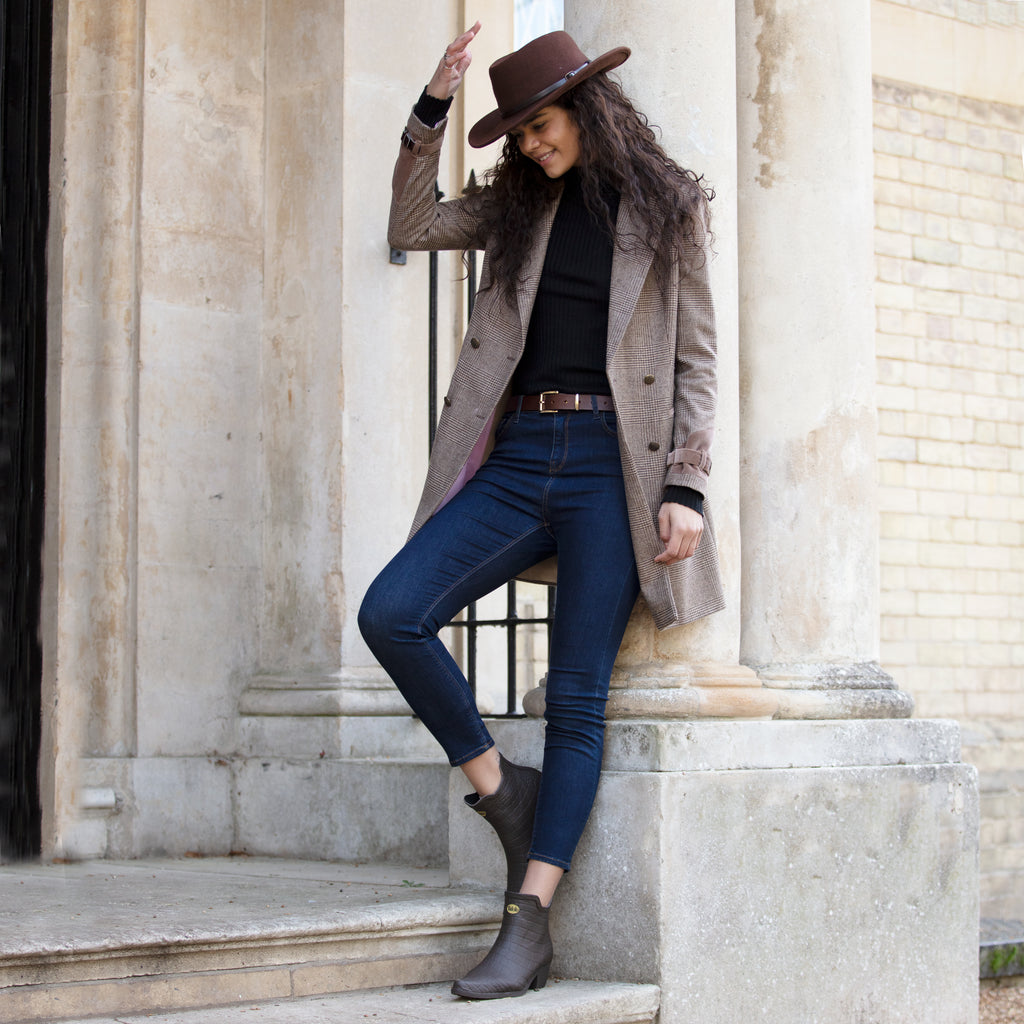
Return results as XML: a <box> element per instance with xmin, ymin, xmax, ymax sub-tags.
<box><xmin>468</xmin><ymin>30</ymin><xmax>630</xmax><ymax>149</ymax></box>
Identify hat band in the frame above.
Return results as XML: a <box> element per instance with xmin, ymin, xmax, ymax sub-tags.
<box><xmin>498</xmin><ymin>60</ymin><xmax>590</xmax><ymax>120</ymax></box>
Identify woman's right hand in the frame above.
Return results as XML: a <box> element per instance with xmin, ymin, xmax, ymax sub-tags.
<box><xmin>426</xmin><ymin>21</ymin><xmax>481</xmax><ymax>100</ymax></box>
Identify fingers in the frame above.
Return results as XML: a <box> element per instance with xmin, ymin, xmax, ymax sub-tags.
<box><xmin>450</xmin><ymin>20</ymin><xmax>481</xmax><ymax>52</ymax></box>
<box><xmin>428</xmin><ymin>21</ymin><xmax>480</xmax><ymax>100</ymax></box>
<box><xmin>658</xmin><ymin>504</ymin><xmax>671</xmax><ymax>544</ymax></box>
<box><xmin>442</xmin><ymin>20</ymin><xmax>480</xmax><ymax>69</ymax></box>
<box><xmin>653</xmin><ymin>503</ymin><xmax>704</xmax><ymax>565</ymax></box>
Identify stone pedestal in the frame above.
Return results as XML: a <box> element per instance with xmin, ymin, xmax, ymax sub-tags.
<box><xmin>450</xmin><ymin>718</ymin><xmax>979</xmax><ymax>1024</ymax></box>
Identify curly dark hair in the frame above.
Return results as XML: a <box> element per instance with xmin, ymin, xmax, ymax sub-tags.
<box><xmin>468</xmin><ymin>72</ymin><xmax>713</xmax><ymax>301</ymax></box>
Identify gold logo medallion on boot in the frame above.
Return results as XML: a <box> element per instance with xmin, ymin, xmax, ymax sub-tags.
<box><xmin>506</xmin><ymin>902</ymin><xmax>520</xmax><ymax>914</ymax></box>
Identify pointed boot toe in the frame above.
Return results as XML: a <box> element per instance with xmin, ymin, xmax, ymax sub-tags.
<box><xmin>452</xmin><ymin>892</ymin><xmax>553</xmax><ymax>1000</ymax></box>
<box><xmin>464</xmin><ymin>753</ymin><xmax>541</xmax><ymax>893</ymax></box>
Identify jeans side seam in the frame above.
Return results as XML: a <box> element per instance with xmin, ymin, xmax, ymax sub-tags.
<box><xmin>590</xmin><ymin>563</ymin><xmax>643</xmax><ymax>686</ymax></box>
<box><xmin>419</xmin><ymin>637</ymin><xmax>492</xmax><ymax>755</ymax></box>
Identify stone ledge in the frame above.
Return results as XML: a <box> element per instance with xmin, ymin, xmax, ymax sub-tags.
<box><xmin>42</xmin><ymin>979</ymin><xmax>661</xmax><ymax>1024</ymax></box>
<box><xmin>480</xmin><ymin>717</ymin><xmax>963</xmax><ymax>776</ymax></box>
<box><xmin>75</xmin><ymin>756</ymin><xmax>451</xmax><ymax>864</ymax></box>
<box><xmin>601</xmin><ymin>717</ymin><xmax>961</xmax><ymax>772</ymax></box>
<box><xmin>239</xmin><ymin>672</ymin><xmax>409</xmax><ymax>717</ymax></box>
<box><xmin>981</xmin><ymin>919</ymin><xmax>1024</xmax><ymax>980</ymax></box>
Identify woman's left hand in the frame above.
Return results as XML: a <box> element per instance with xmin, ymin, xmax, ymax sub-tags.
<box><xmin>654</xmin><ymin>502</ymin><xmax>703</xmax><ymax>564</ymax></box>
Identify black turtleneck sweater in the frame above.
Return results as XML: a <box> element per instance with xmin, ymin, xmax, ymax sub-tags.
<box><xmin>511</xmin><ymin>167</ymin><xmax>617</xmax><ymax>396</ymax></box>
<box><xmin>411</xmin><ymin>90</ymin><xmax>701</xmax><ymax>515</ymax></box>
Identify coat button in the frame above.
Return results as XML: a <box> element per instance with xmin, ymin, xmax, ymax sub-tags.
<box><xmin>644</xmin><ymin>374</ymin><xmax>655</xmax><ymax>384</ymax></box>
<box><xmin>648</xmin><ymin>441</ymin><xmax>660</xmax><ymax>451</ymax></box>
<box><xmin>443</xmin><ymin>396</ymin><xmax>452</xmax><ymax>407</ymax></box>
<box><xmin>470</xmin><ymin>337</ymin><xmax>480</xmax><ymax>349</ymax></box>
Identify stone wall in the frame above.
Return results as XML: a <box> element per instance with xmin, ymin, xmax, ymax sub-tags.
<box><xmin>871</xmin><ymin>57</ymin><xmax>1024</xmax><ymax>914</ymax></box>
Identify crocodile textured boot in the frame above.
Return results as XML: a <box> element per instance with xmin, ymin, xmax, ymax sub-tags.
<box><xmin>452</xmin><ymin>892</ymin><xmax>552</xmax><ymax>999</ymax></box>
<box><xmin>463</xmin><ymin>753</ymin><xmax>541</xmax><ymax>893</ymax></box>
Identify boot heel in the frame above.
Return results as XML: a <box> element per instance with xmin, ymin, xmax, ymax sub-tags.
<box><xmin>531</xmin><ymin>962</ymin><xmax>550</xmax><ymax>990</ymax></box>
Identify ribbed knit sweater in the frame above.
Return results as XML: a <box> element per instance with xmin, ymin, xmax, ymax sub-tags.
<box><xmin>510</xmin><ymin>167</ymin><xmax>617</xmax><ymax>397</ymax></box>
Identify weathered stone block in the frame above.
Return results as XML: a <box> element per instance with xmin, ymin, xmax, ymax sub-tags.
<box><xmin>131</xmin><ymin>756</ymin><xmax>235</xmax><ymax>856</ymax></box>
<box><xmin>234</xmin><ymin>757</ymin><xmax>449</xmax><ymax>866</ymax></box>
<box><xmin>451</xmin><ymin>719</ymin><xmax>979</xmax><ymax>1024</ymax></box>
<box><xmin>135</xmin><ymin>564</ymin><xmax>260</xmax><ymax>755</ymax></box>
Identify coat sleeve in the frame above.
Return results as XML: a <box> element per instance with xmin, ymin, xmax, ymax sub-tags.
<box><xmin>664</xmin><ymin>232</ymin><xmax>718</xmax><ymax>497</ymax></box>
<box><xmin>388</xmin><ymin>111</ymin><xmax>489</xmax><ymax>253</ymax></box>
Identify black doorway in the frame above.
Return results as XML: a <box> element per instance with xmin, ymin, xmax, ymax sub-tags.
<box><xmin>1</xmin><ymin>0</ymin><xmax>53</xmax><ymax>859</ymax></box>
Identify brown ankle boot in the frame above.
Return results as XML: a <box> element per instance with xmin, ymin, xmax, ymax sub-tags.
<box><xmin>451</xmin><ymin>891</ymin><xmax>552</xmax><ymax>999</ymax></box>
<box><xmin>464</xmin><ymin>753</ymin><xmax>541</xmax><ymax>893</ymax></box>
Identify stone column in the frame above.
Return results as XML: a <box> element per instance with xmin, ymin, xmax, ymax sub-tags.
<box><xmin>42</xmin><ymin>0</ymin><xmax>144</xmax><ymax>858</ymax></box>
<box><xmin>238</xmin><ymin>0</ymin><xmax>356</xmax><ymax>726</ymax></box>
<box><xmin>544</xmin><ymin>0</ymin><xmax>774</xmax><ymax>720</ymax></box>
<box><xmin>735</xmin><ymin>0</ymin><xmax>912</xmax><ymax>718</ymax></box>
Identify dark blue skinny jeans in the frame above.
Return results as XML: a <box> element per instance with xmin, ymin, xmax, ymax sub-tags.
<box><xmin>358</xmin><ymin>406</ymin><xmax>640</xmax><ymax>871</ymax></box>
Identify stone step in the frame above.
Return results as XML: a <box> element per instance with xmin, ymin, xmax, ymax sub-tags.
<box><xmin>0</xmin><ymin>858</ymin><xmax>504</xmax><ymax>1024</ymax></box>
<box><xmin>43</xmin><ymin>980</ymin><xmax>662</xmax><ymax>1024</ymax></box>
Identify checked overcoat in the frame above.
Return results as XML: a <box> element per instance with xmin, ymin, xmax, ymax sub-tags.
<box><xmin>388</xmin><ymin>111</ymin><xmax>725</xmax><ymax>630</ymax></box>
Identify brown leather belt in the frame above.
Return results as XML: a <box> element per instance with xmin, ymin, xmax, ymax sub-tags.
<box><xmin>507</xmin><ymin>392</ymin><xmax>615</xmax><ymax>413</ymax></box>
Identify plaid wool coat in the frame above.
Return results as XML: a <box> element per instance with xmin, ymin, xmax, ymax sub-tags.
<box><xmin>388</xmin><ymin>112</ymin><xmax>725</xmax><ymax>629</ymax></box>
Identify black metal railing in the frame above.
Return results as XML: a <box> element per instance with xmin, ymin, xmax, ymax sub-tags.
<box><xmin>421</xmin><ymin>176</ymin><xmax>555</xmax><ymax>716</ymax></box>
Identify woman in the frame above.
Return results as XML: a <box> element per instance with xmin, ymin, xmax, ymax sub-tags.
<box><xmin>359</xmin><ymin>24</ymin><xmax>723</xmax><ymax>1000</ymax></box>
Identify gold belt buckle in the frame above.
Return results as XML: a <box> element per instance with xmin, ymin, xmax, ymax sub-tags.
<box><xmin>538</xmin><ymin>390</ymin><xmax>558</xmax><ymax>413</ymax></box>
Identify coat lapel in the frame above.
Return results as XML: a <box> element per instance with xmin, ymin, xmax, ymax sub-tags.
<box><xmin>607</xmin><ymin>197</ymin><xmax>658</xmax><ymax>365</ymax></box>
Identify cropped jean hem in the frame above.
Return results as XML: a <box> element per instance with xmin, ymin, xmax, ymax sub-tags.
<box><xmin>449</xmin><ymin>737</ymin><xmax>495</xmax><ymax>769</ymax></box>
<box><xmin>526</xmin><ymin>849</ymin><xmax>572</xmax><ymax>873</ymax></box>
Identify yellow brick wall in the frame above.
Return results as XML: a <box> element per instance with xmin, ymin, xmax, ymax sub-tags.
<box><xmin>883</xmin><ymin>0</ymin><xmax>1024</xmax><ymax>28</ymax></box>
<box><xmin>872</xmin><ymin>75</ymin><xmax>1024</xmax><ymax>916</ymax></box>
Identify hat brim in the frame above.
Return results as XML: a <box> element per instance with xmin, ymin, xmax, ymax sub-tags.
<box><xmin>468</xmin><ymin>46</ymin><xmax>630</xmax><ymax>149</ymax></box>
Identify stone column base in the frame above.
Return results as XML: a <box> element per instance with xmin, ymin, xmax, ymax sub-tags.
<box><xmin>757</xmin><ymin>660</ymin><xmax>916</xmax><ymax>719</ymax></box>
<box><xmin>524</xmin><ymin>663</ymin><xmax>779</xmax><ymax>720</ymax></box>
<box><xmin>239</xmin><ymin>670</ymin><xmax>410</xmax><ymax>717</ymax></box>
<box><xmin>450</xmin><ymin>718</ymin><xmax>978</xmax><ymax>1024</ymax></box>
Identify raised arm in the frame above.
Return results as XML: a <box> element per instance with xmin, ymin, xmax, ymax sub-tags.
<box><xmin>388</xmin><ymin>21</ymin><xmax>488</xmax><ymax>253</ymax></box>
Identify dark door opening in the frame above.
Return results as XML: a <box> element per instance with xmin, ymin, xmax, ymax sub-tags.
<box><xmin>1</xmin><ymin>0</ymin><xmax>53</xmax><ymax>859</ymax></box>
